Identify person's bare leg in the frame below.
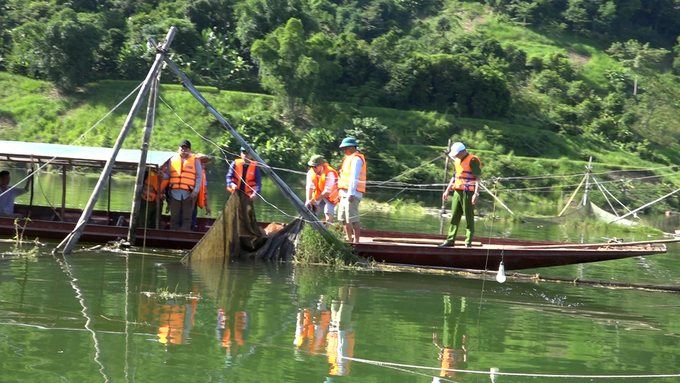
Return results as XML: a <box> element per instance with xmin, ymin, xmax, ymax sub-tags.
<box><xmin>325</xmin><ymin>213</ymin><xmax>334</xmax><ymax>224</ymax></box>
<box><xmin>344</xmin><ymin>222</ymin><xmax>354</xmax><ymax>242</ymax></box>
<box><xmin>352</xmin><ymin>222</ymin><xmax>361</xmax><ymax>243</ymax></box>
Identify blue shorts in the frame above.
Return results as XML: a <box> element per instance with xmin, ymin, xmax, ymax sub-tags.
<box><xmin>316</xmin><ymin>199</ymin><xmax>336</xmax><ymax>216</ymax></box>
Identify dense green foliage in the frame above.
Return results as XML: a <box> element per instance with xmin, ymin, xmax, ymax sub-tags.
<box><xmin>2</xmin><ymin>0</ymin><xmax>680</xmax><ymax>214</ymax></box>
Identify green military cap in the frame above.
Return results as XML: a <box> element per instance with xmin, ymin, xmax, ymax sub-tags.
<box><xmin>307</xmin><ymin>154</ymin><xmax>326</xmax><ymax>167</ymax></box>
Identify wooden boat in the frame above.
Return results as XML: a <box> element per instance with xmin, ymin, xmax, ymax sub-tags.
<box><xmin>1</xmin><ymin>204</ymin><xmax>673</xmax><ymax>271</ymax></box>
<box><xmin>0</xmin><ymin>141</ymin><xmax>673</xmax><ymax>270</ymax></box>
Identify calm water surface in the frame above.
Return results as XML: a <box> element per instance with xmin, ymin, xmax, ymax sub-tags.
<box><xmin>1</xmin><ymin>245</ymin><xmax>680</xmax><ymax>382</ymax></box>
<box><xmin>3</xmin><ymin>168</ymin><xmax>680</xmax><ymax>381</ymax></box>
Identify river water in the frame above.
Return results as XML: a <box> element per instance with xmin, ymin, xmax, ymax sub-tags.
<box><xmin>2</xmin><ymin>169</ymin><xmax>680</xmax><ymax>382</ymax></box>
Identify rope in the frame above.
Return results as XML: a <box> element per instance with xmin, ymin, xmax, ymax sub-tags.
<box><xmin>0</xmin><ymin>81</ymin><xmax>145</xmax><ymax>199</ymax></box>
<box><xmin>343</xmin><ymin>356</ymin><xmax>680</xmax><ymax>379</ymax></box>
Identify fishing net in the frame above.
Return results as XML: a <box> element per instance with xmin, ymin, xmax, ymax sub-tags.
<box><xmin>182</xmin><ymin>189</ymin><xmax>303</xmax><ymax>264</ymax></box>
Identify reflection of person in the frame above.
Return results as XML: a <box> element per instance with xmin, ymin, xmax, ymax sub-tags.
<box><xmin>432</xmin><ymin>295</ymin><xmax>468</xmax><ymax>380</ymax></box>
<box><xmin>164</xmin><ymin>139</ymin><xmax>203</xmax><ymax>231</ymax></box>
<box><xmin>226</xmin><ymin>147</ymin><xmax>261</xmax><ymax>202</ymax></box>
<box><xmin>156</xmin><ymin>298</ymin><xmax>197</xmax><ymax>346</ymax></box>
<box><xmin>439</xmin><ymin>142</ymin><xmax>482</xmax><ymax>248</ymax></box>
<box><xmin>337</xmin><ymin>138</ymin><xmax>366</xmax><ymax>243</ymax></box>
<box><xmin>217</xmin><ymin>309</ymin><xmax>250</xmax><ymax>364</ymax></box>
<box><xmin>294</xmin><ymin>295</ymin><xmax>331</xmax><ymax>354</ymax></box>
<box><xmin>0</xmin><ymin>170</ymin><xmax>32</xmax><ymax>217</ymax></box>
<box><xmin>140</xmin><ymin>166</ymin><xmax>169</xmax><ymax>229</ymax></box>
<box><xmin>326</xmin><ymin>286</ymin><xmax>356</xmax><ymax>377</ymax></box>
<box><xmin>305</xmin><ymin>155</ymin><xmax>340</xmax><ymax>224</ymax></box>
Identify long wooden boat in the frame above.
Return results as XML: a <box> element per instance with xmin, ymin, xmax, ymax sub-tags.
<box><xmin>1</xmin><ymin>204</ymin><xmax>673</xmax><ymax>271</ymax></box>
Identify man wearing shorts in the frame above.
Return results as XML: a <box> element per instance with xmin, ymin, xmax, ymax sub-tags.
<box><xmin>337</xmin><ymin>138</ymin><xmax>367</xmax><ymax>243</ymax></box>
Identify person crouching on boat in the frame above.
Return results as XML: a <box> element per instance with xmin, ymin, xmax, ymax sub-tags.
<box><xmin>439</xmin><ymin>142</ymin><xmax>482</xmax><ymax>248</ymax></box>
<box><xmin>337</xmin><ymin>137</ymin><xmax>366</xmax><ymax>243</ymax></box>
<box><xmin>0</xmin><ymin>170</ymin><xmax>32</xmax><ymax>218</ymax></box>
<box><xmin>226</xmin><ymin>147</ymin><xmax>262</xmax><ymax>202</ymax></box>
<box><xmin>305</xmin><ymin>155</ymin><xmax>340</xmax><ymax>224</ymax></box>
<box><xmin>164</xmin><ymin>139</ymin><xmax>203</xmax><ymax>231</ymax></box>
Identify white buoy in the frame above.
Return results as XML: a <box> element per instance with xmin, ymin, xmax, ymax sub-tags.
<box><xmin>496</xmin><ymin>261</ymin><xmax>506</xmax><ymax>283</ymax></box>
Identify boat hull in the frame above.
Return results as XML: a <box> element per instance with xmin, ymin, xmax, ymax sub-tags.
<box><xmin>0</xmin><ymin>206</ymin><xmax>668</xmax><ymax>271</ymax></box>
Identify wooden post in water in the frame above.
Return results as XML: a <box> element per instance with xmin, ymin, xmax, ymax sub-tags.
<box><xmin>152</xmin><ymin>39</ymin><xmax>336</xmax><ymax>243</ymax></box>
<box><xmin>55</xmin><ymin>27</ymin><xmax>177</xmax><ymax>255</ymax></box>
<box><xmin>581</xmin><ymin>156</ymin><xmax>592</xmax><ymax>206</ymax></box>
<box><xmin>61</xmin><ymin>165</ymin><xmax>67</xmax><ymax>221</ymax></box>
<box><xmin>128</xmin><ymin>74</ymin><xmax>160</xmax><ymax>244</ymax></box>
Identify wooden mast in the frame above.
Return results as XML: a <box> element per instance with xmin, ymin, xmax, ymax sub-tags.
<box><xmin>54</xmin><ymin>27</ymin><xmax>177</xmax><ymax>255</ymax></box>
<box><xmin>150</xmin><ymin>37</ymin><xmax>338</xmax><ymax>244</ymax></box>
<box><xmin>128</xmin><ymin>73</ymin><xmax>161</xmax><ymax>243</ymax></box>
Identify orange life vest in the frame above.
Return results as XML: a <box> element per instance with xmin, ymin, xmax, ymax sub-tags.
<box><xmin>197</xmin><ymin>169</ymin><xmax>206</xmax><ymax>208</ymax></box>
<box><xmin>326</xmin><ymin>330</ymin><xmax>355</xmax><ymax>376</ymax></box>
<box><xmin>142</xmin><ymin>171</ymin><xmax>169</xmax><ymax>202</ymax></box>
<box><xmin>311</xmin><ymin>164</ymin><xmax>341</xmax><ymax>204</ymax></box>
<box><xmin>337</xmin><ymin>152</ymin><xmax>367</xmax><ymax>194</ymax></box>
<box><xmin>440</xmin><ymin>347</ymin><xmax>465</xmax><ymax>377</ymax></box>
<box><xmin>227</xmin><ymin>159</ymin><xmax>258</xmax><ymax>196</ymax></box>
<box><xmin>452</xmin><ymin>154</ymin><xmax>481</xmax><ymax>193</ymax></box>
<box><xmin>169</xmin><ymin>154</ymin><xmax>197</xmax><ymax>191</ymax></box>
<box><xmin>158</xmin><ymin>304</ymin><xmax>187</xmax><ymax>345</ymax></box>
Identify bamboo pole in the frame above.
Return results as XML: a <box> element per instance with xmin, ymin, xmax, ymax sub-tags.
<box><xmin>440</xmin><ymin>138</ymin><xmax>451</xmax><ymax>213</ymax></box>
<box><xmin>61</xmin><ymin>165</ymin><xmax>67</xmax><ymax>221</ymax></box>
<box><xmin>54</xmin><ymin>27</ymin><xmax>177</xmax><ymax>255</ymax></box>
<box><xmin>153</xmin><ymin>40</ymin><xmax>338</xmax><ymax>246</ymax></box>
<box><xmin>479</xmin><ymin>181</ymin><xmax>514</xmax><ymax>215</ymax></box>
<box><xmin>610</xmin><ymin>186</ymin><xmax>680</xmax><ymax>224</ymax></box>
<box><xmin>558</xmin><ymin>173</ymin><xmax>587</xmax><ymax>217</ymax></box>
<box><xmin>128</xmin><ymin>74</ymin><xmax>160</xmax><ymax>243</ymax></box>
<box><xmin>581</xmin><ymin>156</ymin><xmax>592</xmax><ymax>206</ymax></box>
<box><xmin>512</xmin><ymin>237</ymin><xmax>680</xmax><ymax>250</ymax></box>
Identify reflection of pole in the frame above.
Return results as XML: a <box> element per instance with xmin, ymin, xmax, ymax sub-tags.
<box><xmin>154</xmin><ymin>40</ymin><xmax>337</xmax><ymax>245</ymax></box>
<box><xmin>582</xmin><ymin>156</ymin><xmax>592</xmax><ymax>206</ymax></box>
<box><xmin>55</xmin><ymin>28</ymin><xmax>176</xmax><ymax>255</ymax></box>
<box><xmin>128</xmin><ymin>74</ymin><xmax>161</xmax><ymax>243</ymax></box>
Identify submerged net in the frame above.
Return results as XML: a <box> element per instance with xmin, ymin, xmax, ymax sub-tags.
<box><xmin>182</xmin><ymin>189</ymin><xmax>304</xmax><ymax>264</ymax></box>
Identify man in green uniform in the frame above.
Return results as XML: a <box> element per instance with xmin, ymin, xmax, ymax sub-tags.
<box><xmin>439</xmin><ymin>142</ymin><xmax>482</xmax><ymax>248</ymax></box>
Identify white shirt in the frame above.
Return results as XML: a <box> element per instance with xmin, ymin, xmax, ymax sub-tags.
<box><xmin>306</xmin><ymin>169</ymin><xmax>336</xmax><ymax>195</ymax></box>
<box><xmin>338</xmin><ymin>156</ymin><xmax>363</xmax><ymax>199</ymax></box>
<box><xmin>0</xmin><ymin>185</ymin><xmax>27</xmax><ymax>214</ymax></box>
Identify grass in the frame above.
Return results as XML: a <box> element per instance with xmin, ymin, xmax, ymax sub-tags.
<box><xmin>294</xmin><ymin>224</ymin><xmax>358</xmax><ymax>266</ymax></box>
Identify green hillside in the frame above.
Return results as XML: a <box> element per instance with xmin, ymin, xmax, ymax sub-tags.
<box><xmin>2</xmin><ymin>0</ymin><xmax>680</xmax><ymax>213</ymax></box>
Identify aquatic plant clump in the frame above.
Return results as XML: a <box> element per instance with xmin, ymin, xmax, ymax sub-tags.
<box><xmin>294</xmin><ymin>224</ymin><xmax>358</xmax><ymax>266</ymax></box>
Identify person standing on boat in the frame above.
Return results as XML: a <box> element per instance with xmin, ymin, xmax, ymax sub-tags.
<box><xmin>164</xmin><ymin>139</ymin><xmax>202</xmax><ymax>231</ymax></box>
<box><xmin>190</xmin><ymin>154</ymin><xmax>212</xmax><ymax>230</ymax></box>
<box><xmin>305</xmin><ymin>155</ymin><xmax>340</xmax><ymax>224</ymax></box>
<box><xmin>140</xmin><ymin>165</ymin><xmax>169</xmax><ymax>229</ymax></box>
<box><xmin>337</xmin><ymin>138</ymin><xmax>366</xmax><ymax>243</ymax></box>
<box><xmin>439</xmin><ymin>142</ymin><xmax>482</xmax><ymax>248</ymax></box>
<box><xmin>226</xmin><ymin>147</ymin><xmax>262</xmax><ymax>202</ymax></box>
<box><xmin>0</xmin><ymin>170</ymin><xmax>32</xmax><ymax>218</ymax></box>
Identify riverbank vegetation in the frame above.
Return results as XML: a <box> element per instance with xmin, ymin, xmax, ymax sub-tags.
<box><xmin>2</xmin><ymin>0</ymin><xmax>680</xmax><ymax>215</ymax></box>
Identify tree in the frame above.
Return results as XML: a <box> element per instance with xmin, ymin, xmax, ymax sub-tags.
<box><xmin>8</xmin><ymin>9</ymin><xmax>102</xmax><ymax>91</ymax></box>
<box><xmin>251</xmin><ymin>18</ymin><xmax>341</xmax><ymax>115</ymax></box>
<box><xmin>562</xmin><ymin>0</ymin><xmax>588</xmax><ymax>35</ymax></box>
<box><xmin>505</xmin><ymin>0</ymin><xmax>537</xmax><ymax>27</ymax></box>
<box><xmin>673</xmin><ymin>35</ymin><xmax>680</xmax><ymax>76</ymax></box>
<box><xmin>606</xmin><ymin>39</ymin><xmax>669</xmax><ymax>96</ymax></box>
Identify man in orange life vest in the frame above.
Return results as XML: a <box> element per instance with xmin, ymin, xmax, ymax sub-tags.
<box><xmin>432</xmin><ymin>295</ymin><xmax>468</xmax><ymax>380</ymax></box>
<box><xmin>163</xmin><ymin>139</ymin><xmax>203</xmax><ymax>231</ymax></box>
<box><xmin>439</xmin><ymin>142</ymin><xmax>482</xmax><ymax>248</ymax></box>
<box><xmin>337</xmin><ymin>137</ymin><xmax>367</xmax><ymax>243</ymax></box>
<box><xmin>140</xmin><ymin>165</ymin><xmax>169</xmax><ymax>229</ymax></box>
<box><xmin>305</xmin><ymin>155</ymin><xmax>340</xmax><ymax>223</ymax></box>
<box><xmin>226</xmin><ymin>147</ymin><xmax>261</xmax><ymax>201</ymax></box>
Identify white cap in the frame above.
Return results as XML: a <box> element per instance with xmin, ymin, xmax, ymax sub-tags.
<box><xmin>449</xmin><ymin>142</ymin><xmax>466</xmax><ymax>158</ymax></box>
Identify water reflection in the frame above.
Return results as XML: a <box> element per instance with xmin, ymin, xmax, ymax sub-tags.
<box><xmin>433</xmin><ymin>295</ymin><xmax>468</xmax><ymax>380</ymax></box>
